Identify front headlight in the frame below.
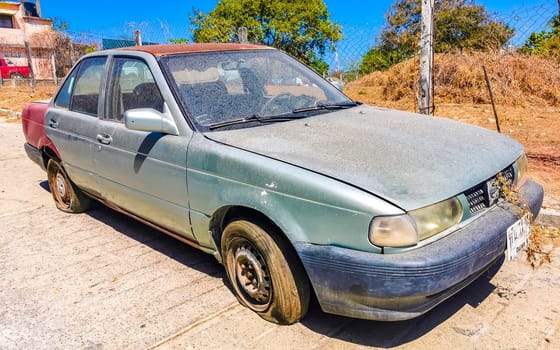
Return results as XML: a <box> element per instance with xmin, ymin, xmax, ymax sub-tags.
<box><xmin>369</xmin><ymin>215</ymin><xmax>418</xmax><ymax>247</ymax></box>
<box><xmin>409</xmin><ymin>197</ymin><xmax>463</xmax><ymax>240</ymax></box>
<box><xmin>515</xmin><ymin>153</ymin><xmax>528</xmax><ymax>187</ymax></box>
<box><xmin>370</xmin><ymin>197</ymin><xmax>463</xmax><ymax>248</ymax></box>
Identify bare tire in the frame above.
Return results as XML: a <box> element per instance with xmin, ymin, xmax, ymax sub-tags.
<box><xmin>47</xmin><ymin>159</ymin><xmax>91</xmax><ymax>213</ymax></box>
<box><xmin>222</xmin><ymin>220</ymin><xmax>310</xmax><ymax>325</ymax></box>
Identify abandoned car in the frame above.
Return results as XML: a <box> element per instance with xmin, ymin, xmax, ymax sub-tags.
<box><xmin>22</xmin><ymin>43</ymin><xmax>543</xmax><ymax>324</ymax></box>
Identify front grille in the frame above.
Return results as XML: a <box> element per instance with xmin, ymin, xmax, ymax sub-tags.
<box><xmin>465</xmin><ymin>185</ymin><xmax>486</xmax><ymax>214</ymax></box>
<box><xmin>464</xmin><ymin>165</ymin><xmax>515</xmax><ymax>215</ymax></box>
<box><xmin>502</xmin><ymin>166</ymin><xmax>515</xmax><ymax>184</ymax></box>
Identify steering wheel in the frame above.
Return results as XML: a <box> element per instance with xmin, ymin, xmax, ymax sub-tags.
<box><xmin>260</xmin><ymin>92</ymin><xmax>294</xmax><ymax>117</ymax></box>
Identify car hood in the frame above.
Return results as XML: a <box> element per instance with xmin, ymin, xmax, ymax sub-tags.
<box><xmin>205</xmin><ymin>105</ymin><xmax>523</xmax><ymax>210</ymax></box>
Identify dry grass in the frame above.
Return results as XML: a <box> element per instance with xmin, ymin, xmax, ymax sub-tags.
<box><xmin>496</xmin><ymin>173</ymin><xmax>560</xmax><ymax>268</ymax></box>
<box><xmin>346</xmin><ymin>52</ymin><xmax>560</xmax><ymax>108</ymax></box>
<box><xmin>0</xmin><ymin>84</ymin><xmax>57</xmax><ymax>113</ymax></box>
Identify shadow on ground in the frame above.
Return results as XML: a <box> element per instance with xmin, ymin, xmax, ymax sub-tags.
<box><xmin>39</xmin><ymin>180</ymin><xmax>224</xmax><ymax>279</ymax></box>
<box><xmin>39</xmin><ymin>180</ymin><xmax>501</xmax><ymax>347</ymax></box>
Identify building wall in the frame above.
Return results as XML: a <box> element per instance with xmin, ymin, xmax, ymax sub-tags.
<box><xmin>0</xmin><ymin>1</ymin><xmax>54</xmax><ymax>80</ymax></box>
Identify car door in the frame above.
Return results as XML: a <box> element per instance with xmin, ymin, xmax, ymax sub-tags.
<box><xmin>45</xmin><ymin>56</ymin><xmax>108</xmax><ymax>194</ymax></box>
<box><xmin>94</xmin><ymin>56</ymin><xmax>194</xmax><ymax>240</ymax></box>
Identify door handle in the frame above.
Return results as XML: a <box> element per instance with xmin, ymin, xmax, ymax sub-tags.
<box><xmin>48</xmin><ymin>119</ymin><xmax>59</xmax><ymax>128</ymax></box>
<box><xmin>96</xmin><ymin>134</ymin><xmax>113</xmax><ymax>145</ymax></box>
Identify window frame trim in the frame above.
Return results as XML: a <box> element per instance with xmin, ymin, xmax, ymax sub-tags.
<box><xmin>103</xmin><ymin>55</ymin><xmax>163</xmax><ymax>123</ymax></box>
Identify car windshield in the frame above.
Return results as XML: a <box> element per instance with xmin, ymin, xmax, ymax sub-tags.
<box><xmin>160</xmin><ymin>49</ymin><xmax>354</xmax><ymax>131</ymax></box>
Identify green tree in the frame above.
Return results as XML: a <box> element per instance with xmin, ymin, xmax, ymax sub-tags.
<box><xmin>169</xmin><ymin>38</ymin><xmax>189</xmax><ymax>44</ymax></box>
<box><xmin>522</xmin><ymin>16</ymin><xmax>560</xmax><ymax>58</ymax></box>
<box><xmin>359</xmin><ymin>0</ymin><xmax>514</xmax><ymax>74</ymax></box>
<box><xmin>359</xmin><ymin>48</ymin><xmax>403</xmax><ymax>73</ymax></box>
<box><xmin>190</xmin><ymin>0</ymin><xmax>342</xmax><ymax>74</ymax></box>
<box><xmin>435</xmin><ymin>0</ymin><xmax>513</xmax><ymax>52</ymax></box>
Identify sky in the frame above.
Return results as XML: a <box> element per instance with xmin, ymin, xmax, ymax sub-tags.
<box><xmin>39</xmin><ymin>0</ymin><xmax>552</xmax><ymax>35</ymax></box>
<box><xmin>37</xmin><ymin>0</ymin><xmax>556</xmax><ymax>68</ymax></box>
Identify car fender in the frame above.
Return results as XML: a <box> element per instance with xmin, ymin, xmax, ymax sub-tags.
<box><xmin>187</xmin><ymin>133</ymin><xmax>402</xmax><ymax>253</ymax></box>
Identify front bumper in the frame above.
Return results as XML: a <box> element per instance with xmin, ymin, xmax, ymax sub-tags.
<box><xmin>294</xmin><ymin>179</ymin><xmax>544</xmax><ymax>321</ymax></box>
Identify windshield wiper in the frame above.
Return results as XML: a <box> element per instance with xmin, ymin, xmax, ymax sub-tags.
<box><xmin>292</xmin><ymin>101</ymin><xmax>359</xmax><ymax>114</ymax></box>
<box><xmin>207</xmin><ymin>102</ymin><xmax>359</xmax><ymax>130</ymax></box>
<box><xmin>207</xmin><ymin>114</ymin><xmax>306</xmax><ymax>130</ymax></box>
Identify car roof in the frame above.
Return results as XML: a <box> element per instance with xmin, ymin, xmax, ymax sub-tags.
<box><xmin>119</xmin><ymin>43</ymin><xmax>273</xmax><ymax>56</ymax></box>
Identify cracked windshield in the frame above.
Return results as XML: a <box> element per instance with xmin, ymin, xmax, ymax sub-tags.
<box><xmin>162</xmin><ymin>49</ymin><xmax>354</xmax><ymax>130</ymax></box>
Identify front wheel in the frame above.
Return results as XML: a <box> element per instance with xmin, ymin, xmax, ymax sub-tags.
<box><xmin>222</xmin><ymin>220</ymin><xmax>310</xmax><ymax>324</ymax></box>
<box><xmin>47</xmin><ymin>159</ymin><xmax>91</xmax><ymax>213</ymax></box>
<box><xmin>10</xmin><ymin>73</ymin><xmax>24</xmax><ymax>80</ymax></box>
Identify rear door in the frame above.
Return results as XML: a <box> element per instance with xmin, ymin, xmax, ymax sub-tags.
<box><xmin>94</xmin><ymin>56</ymin><xmax>194</xmax><ymax>240</ymax></box>
<box><xmin>45</xmin><ymin>56</ymin><xmax>107</xmax><ymax>194</ymax></box>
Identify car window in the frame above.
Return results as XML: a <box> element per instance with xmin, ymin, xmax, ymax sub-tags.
<box><xmin>69</xmin><ymin>57</ymin><xmax>107</xmax><ymax>116</ymax></box>
<box><xmin>161</xmin><ymin>50</ymin><xmax>351</xmax><ymax>130</ymax></box>
<box><xmin>106</xmin><ymin>57</ymin><xmax>164</xmax><ymax>121</ymax></box>
<box><xmin>54</xmin><ymin>65</ymin><xmax>79</xmax><ymax>109</ymax></box>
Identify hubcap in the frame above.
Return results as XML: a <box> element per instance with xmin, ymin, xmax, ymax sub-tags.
<box><xmin>56</xmin><ymin>173</ymin><xmax>67</xmax><ymax>197</ymax></box>
<box><xmin>233</xmin><ymin>242</ymin><xmax>271</xmax><ymax>308</ymax></box>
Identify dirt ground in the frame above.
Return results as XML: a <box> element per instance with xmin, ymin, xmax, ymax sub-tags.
<box><xmin>0</xmin><ymin>118</ymin><xmax>559</xmax><ymax>349</ymax></box>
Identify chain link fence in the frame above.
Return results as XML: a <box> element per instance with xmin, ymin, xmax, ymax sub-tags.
<box><xmin>498</xmin><ymin>1</ymin><xmax>558</xmax><ymax>46</ymax></box>
<box><xmin>0</xmin><ymin>0</ymin><xmax>556</xmax><ymax>85</ymax></box>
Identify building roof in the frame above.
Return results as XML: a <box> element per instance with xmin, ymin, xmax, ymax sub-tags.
<box><xmin>0</xmin><ymin>1</ymin><xmax>20</xmax><ymax>15</ymax></box>
<box><xmin>102</xmin><ymin>38</ymin><xmax>158</xmax><ymax>50</ymax></box>
<box><xmin>119</xmin><ymin>43</ymin><xmax>272</xmax><ymax>56</ymax></box>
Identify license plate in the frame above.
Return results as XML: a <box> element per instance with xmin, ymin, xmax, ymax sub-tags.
<box><xmin>506</xmin><ymin>215</ymin><xmax>531</xmax><ymax>261</ymax></box>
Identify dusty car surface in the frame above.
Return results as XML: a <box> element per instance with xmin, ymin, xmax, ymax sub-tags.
<box><xmin>22</xmin><ymin>43</ymin><xmax>543</xmax><ymax>325</ymax></box>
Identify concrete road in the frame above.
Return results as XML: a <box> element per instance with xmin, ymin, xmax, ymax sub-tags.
<box><xmin>1</xmin><ymin>119</ymin><xmax>559</xmax><ymax>350</ymax></box>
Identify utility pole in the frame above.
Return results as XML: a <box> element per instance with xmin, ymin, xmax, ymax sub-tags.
<box><xmin>24</xmin><ymin>41</ymin><xmax>36</xmax><ymax>93</ymax></box>
<box><xmin>418</xmin><ymin>0</ymin><xmax>434</xmax><ymax>115</ymax></box>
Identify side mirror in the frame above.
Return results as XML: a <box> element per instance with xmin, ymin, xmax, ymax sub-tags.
<box><xmin>124</xmin><ymin>108</ymin><xmax>179</xmax><ymax>135</ymax></box>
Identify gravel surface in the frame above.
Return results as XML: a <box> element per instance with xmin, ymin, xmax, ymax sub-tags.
<box><xmin>1</xmin><ymin>119</ymin><xmax>559</xmax><ymax>350</ymax></box>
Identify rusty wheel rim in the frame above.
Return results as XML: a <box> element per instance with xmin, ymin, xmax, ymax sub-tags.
<box><xmin>53</xmin><ymin>170</ymin><xmax>71</xmax><ymax>209</ymax></box>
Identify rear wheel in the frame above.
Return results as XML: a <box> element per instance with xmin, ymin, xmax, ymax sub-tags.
<box><xmin>47</xmin><ymin>159</ymin><xmax>90</xmax><ymax>213</ymax></box>
<box><xmin>10</xmin><ymin>73</ymin><xmax>24</xmax><ymax>80</ymax></box>
<box><xmin>222</xmin><ymin>220</ymin><xmax>310</xmax><ymax>324</ymax></box>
